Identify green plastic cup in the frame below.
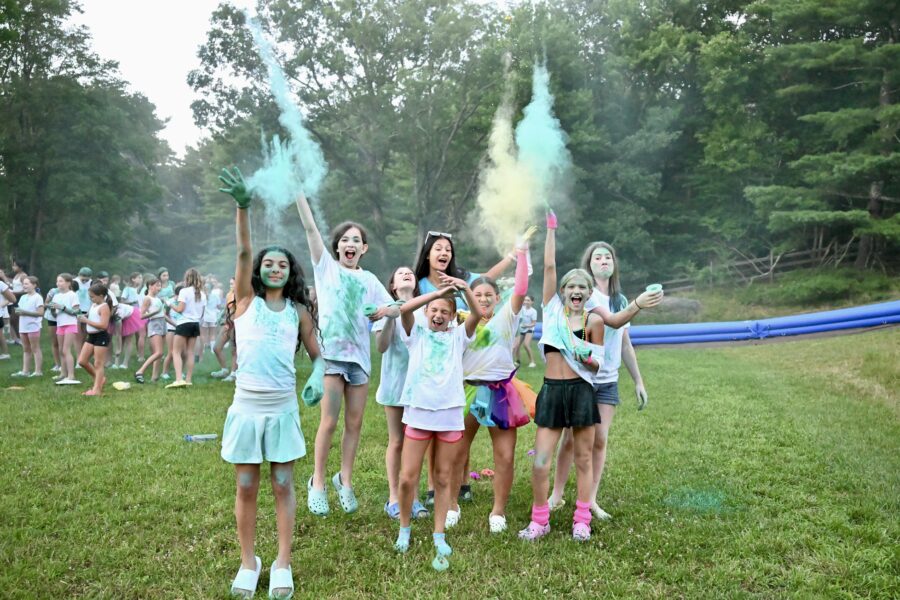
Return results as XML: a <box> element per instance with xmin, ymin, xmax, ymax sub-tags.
<box><xmin>363</xmin><ymin>303</ymin><xmax>378</xmax><ymax>317</ymax></box>
<box><xmin>645</xmin><ymin>284</ymin><xmax>663</xmax><ymax>293</ymax></box>
<box><xmin>574</xmin><ymin>346</ymin><xmax>591</xmax><ymax>361</ymax></box>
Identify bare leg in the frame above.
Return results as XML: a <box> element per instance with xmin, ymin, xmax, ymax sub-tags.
<box><xmin>340</xmin><ymin>382</ymin><xmax>369</xmax><ymax>488</ymax></box>
<box><xmin>432</xmin><ymin>438</ymin><xmax>461</xmax><ymax>534</ymax></box>
<box><xmin>183</xmin><ymin>336</ymin><xmax>197</xmax><ymax>383</ymax></box>
<box><xmin>21</xmin><ymin>333</ymin><xmax>32</xmax><ymax>373</ymax></box>
<box><xmin>234</xmin><ymin>465</ymin><xmax>261</xmax><ymax>580</ymax></box>
<box><xmin>77</xmin><ymin>342</ymin><xmax>96</xmax><ymax>379</ymax></box>
<box><xmin>590</xmin><ymin>405</ymin><xmax>616</xmax><ymax>508</ymax></box>
<box><xmin>398</xmin><ymin>437</ymin><xmax>429</xmax><ymax>528</ymax></box>
<box><xmin>91</xmin><ymin>346</ymin><xmax>108</xmax><ymax>393</ymax></box>
<box><xmin>312</xmin><ymin>375</ymin><xmax>345</xmax><ymax>489</ymax></box>
<box><xmin>137</xmin><ymin>335</ymin><xmax>164</xmax><ymax>377</ymax></box>
<box><xmin>49</xmin><ymin>326</ymin><xmax>60</xmax><ymax>368</ymax></box>
<box><xmin>488</xmin><ymin>426</ymin><xmax>517</xmax><ymax>517</ymax></box>
<box><xmin>531</xmin><ymin>427</ymin><xmax>564</xmax><ymax>506</ymax></box>
<box><xmin>523</xmin><ymin>332</ymin><xmax>535</xmax><ymax>364</ymax></box>
<box><xmin>28</xmin><ymin>332</ymin><xmax>42</xmax><ymax>373</ymax></box>
<box><xmin>270</xmin><ymin>461</ymin><xmax>296</xmax><ymax>596</ymax></box>
<box><xmin>572</xmin><ymin>426</ymin><xmax>594</xmax><ymax>506</ymax></box>
<box><xmin>384</xmin><ymin>406</ymin><xmax>405</xmax><ymax>504</ymax></box>
<box><xmin>549</xmin><ymin>428</ymin><xmax>575</xmax><ymax>505</ymax></box>
<box><xmin>172</xmin><ymin>335</ymin><xmax>186</xmax><ymax>381</ymax></box>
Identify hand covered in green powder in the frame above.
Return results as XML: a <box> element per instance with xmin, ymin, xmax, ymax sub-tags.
<box><xmin>635</xmin><ymin>382</ymin><xmax>648</xmax><ymax>411</ymax></box>
<box><xmin>218</xmin><ymin>166</ymin><xmax>252</xmax><ymax>209</ymax></box>
<box><xmin>301</xmin><ymin>357</ymin><xmax>325</xmax><ymax>407</ymax></box>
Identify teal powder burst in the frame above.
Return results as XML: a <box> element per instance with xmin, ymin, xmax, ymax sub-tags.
<box><xmin>246</xmin><ymin>16</ymin><xmax>328</xmax><ymax>227</ymax></box>
<box><xmin>514</xmin><ymin>61</ymin><xmax>572</xmax><ymax>209</ymax></box>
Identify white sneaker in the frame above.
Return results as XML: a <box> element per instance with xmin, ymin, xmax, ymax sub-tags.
<box><xmin>52</xmin><ymin>374</ymin><xmax>66</xmax><ymax>381</ymax></box>
<box><xmin>0</xmin><ymin>354</ymin><xmax>10</xmax><ymax>360</ymax></box>
<box><xmin>528</xmin><ymin>362</ymin><xmax>536</xmax><ymax>368</ymax></box>
<box><xmin>222</xmin><ymin>372</ymin><xmax>237</xmax><ymax>383</ymax></box>
<box><xmin>489</xmin><ymin>514</ymin><xmax>507</xmax><ymax>533</ymax></box>
<box><xmin>445</xmin><ymin>507</ymin><xmax>461</xmax><ymax>529</ymax></box>
<box><xmin>10</xmin><ymin>371</ymin><xmax>29</xmax><ymax>377</ymax></box>
<box><xmin>210</xmin><ymin>368</ymin><xmax>230</xmax><ymax>379</ymax></box>
<box><xmin>591</xmin><ymin>504</ymin><xmax>612</xmax><ymax>520</ymax></box>
<box><xmin>75</xmin><ymin>364</ymin><xmax>82</xmax><ymax>369</ymax></box>
<box><xmin>161</xmin><ymin>373</ymin><xmax>171</xmax><ymax>381</ymax></box>
<box><xmin>51</xmin><ymin>365</ymin><xmax>61</xmax><ymax>372</ymax></box>
<box><xmin>28</xmin><ymin>372</ymin><xmax>43</xmax><ymax>378</ymax></box>
<box><xmin>55</xmin><ymin>378</ymin><xmax>81</xmax><ymax>385</ymax></box>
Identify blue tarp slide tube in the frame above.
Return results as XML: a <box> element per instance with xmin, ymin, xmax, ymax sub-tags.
<box><xmin>533</xmin><ymin>300</ymin><xmax>900</xmax><ymax>346</ymax></box>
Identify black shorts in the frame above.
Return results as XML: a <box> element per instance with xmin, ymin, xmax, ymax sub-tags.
<box><xmin>175</xmin><ymin>322</ymin><xmax>200</xmax><ymax>338</ymax></box>
<box><xmin>47</xmin><ymin>320</ymin><xmax>57</xmax><ymax>327</ymax></box>
<box><xmin>534</xmin><ymin>377</ymin><xmax>600</xmax><ymax>429</ymax></box>
<box><xmin>86</xmin><ymin>331</ymin><xmax>111</xmax><ymax>347</ymax></box>
<box><xmin>0</xmin><ymin>317</ymin><xmax>4</xmax><ymax>328</ymax></box>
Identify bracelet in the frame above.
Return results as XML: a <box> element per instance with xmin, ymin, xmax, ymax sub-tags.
<box><xmin>633</xmin><ymin>299</ymin><xmax>643</xmax><ymax>310</ymax></box>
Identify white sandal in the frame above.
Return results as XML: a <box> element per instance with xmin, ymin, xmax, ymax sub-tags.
<box><xmin>268</xmin><ymin>561</ymin><xmax>294</xmax><ymax>599</ymax></box>
<box><xmin>230</xmin><ymin>555</ymin><xmax>261</xmax><ymax>598</ymax></box>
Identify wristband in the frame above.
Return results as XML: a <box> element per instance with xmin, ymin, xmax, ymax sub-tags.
<box><xmin>633</xmin><ymin>300</ymin><xmax>643</xmax><ymax>310</ymax></box>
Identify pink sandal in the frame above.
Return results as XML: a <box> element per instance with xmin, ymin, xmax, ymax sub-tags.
<box><xmin>572</xmin><ymin>522</ymin><xmax>591</xmax><ymax>542</ymax></box>
<box><xmin>518</xmin><ymin>521</ymin><xmax>551</xmax><ymax>541</ymax></box>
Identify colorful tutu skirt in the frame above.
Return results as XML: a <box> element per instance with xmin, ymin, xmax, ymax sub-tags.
<box><xmin>464</xmin><ymin>371</ymin><xmax>537</xmax><ymax>430</ymax></box>
<box><xmin>120</xmin><ymin>308</ymin><xmax>146</xmax><ymax>337</ymax></box>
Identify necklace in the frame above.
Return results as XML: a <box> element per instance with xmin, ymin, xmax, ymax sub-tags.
<box><xmin>564</xmin><ymin>306</ymin><xmax>587</xmax><ymax>349</ymax></box>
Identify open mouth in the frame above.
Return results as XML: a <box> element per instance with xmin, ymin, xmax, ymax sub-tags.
<box><xmin>570</xmin><ymin>293</ymin><xmax>584</xmax><ymax>307</ymax></box>
<box><xmin>431</xmin><ymin>317</ymin><xmax>445</xmax><ymax>328</ymax></box>
<box><xmin>343</xmin><ymin>249</ymin><xmax>357</xmax><ymax>261</ymax></box>
<box><xmin>436</xmin><ymin>257</ymin><xmax>449</xmax><ymax>268</ymax></box>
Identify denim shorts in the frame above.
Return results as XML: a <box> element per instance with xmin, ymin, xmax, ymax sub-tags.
<box><xmin>324</xmin><ymin>359</ymin><xmax>368</xmax><ymax>386</ymax></box>
<box><xmin>593</xmin><ymin>381</ymin><xmax>620</xmax><ymax>406</ymax></box>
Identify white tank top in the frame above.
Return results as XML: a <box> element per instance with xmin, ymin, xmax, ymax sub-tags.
<box><xmin>234</xmin><ymin>296</ymin><xmax>300</xmax><ymax>393</ymax></box>
<box><xmin>86</xmin><ymin>303</ymin><xmax>104</xmax><ymax>333</ymax></box>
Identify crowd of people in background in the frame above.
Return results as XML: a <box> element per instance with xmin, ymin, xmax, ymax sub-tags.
<box><xmin>0</xmin><ymin>263</ymin><xmax>242</xmax><ymax>393</ymax></box>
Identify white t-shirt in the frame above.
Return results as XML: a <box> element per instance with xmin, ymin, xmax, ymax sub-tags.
<box><xmin>204</xmin><ymin>288</ymin><xmax>223</xmax><ymax>323</ymax></box>
<box><xmin>399</xmin><ymin>323</ymin><xmax>473</xmax><ymax>431</ymax></box>
<box><xmin>75</xmin><ymin>278</ymin><xmax>92</xmax><ymax>312</ymax></box>
<box><xmin>516</xmin><ymin>306</ymin><xmax>538</xmax><ymax>333</ymax></box>
<box><xmin>538</xmin><ymin>294</ymin><xmax>603</xmax><ymax>383</ymax></box>
<box><xmin>0</xmin><ymin>281</ymin><xmax>9</xmax><ymax>318</ymax></box>
<box><xmin>590</xmin><ymin>290</ymin><xmax>629</xmax><ymax>384</ymax></box>
<box><xmin>54</xmin><ymin>290</ymin><xmax>80</xmax><ymax>326</ymax></box>
<box><xmin>372</xmin><ymin>309</ymin><xmax>425</xmax><ymax>406</ymax></box>
<box><xmin>177</xmin><ymin>286</ymin><xmax>207</xmax><ymax>323</ymax></box>
<box><xmin>462</xmin><ymin>301</ymin><xmax>518</xmax><ymax>382</ymax></box>
<box><xmin>17</xmin><ymin>292</ymin><xmax>43</xmax><ymax>333</ymax></box>
<box><xmin>313</xmin><ymin>252</ymin><xmax>392</xmax><ymax>375</ymax></box>
<box><xmin>121</xmin><ymin>286</ymin><xmax>140</xmax><ymax>305</ymax></box>
<box><xmin>44</xmin><ymin>288</ymin><xmax>58</xmax><ymax>321</ymax></box>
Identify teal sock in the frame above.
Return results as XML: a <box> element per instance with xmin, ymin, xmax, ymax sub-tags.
<box><xmin>433</xmin><ymin>532</ymin><xmax>452</xmax><ymax>556</ymax></box>
<box><xmin>394</xmin><ymin>526</ymin><xmax>411</xmax><ymax>553</ymax></box>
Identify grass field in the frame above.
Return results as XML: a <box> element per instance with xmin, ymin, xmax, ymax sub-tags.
<box><xmin>0</xmin><ymin>328</ymin><xmax>898</xmax><ymax>598</ymax></box>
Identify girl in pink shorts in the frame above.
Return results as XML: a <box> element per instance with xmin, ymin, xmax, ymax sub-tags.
<box><xmin>392</xmin><ymin>275</ymin><xmax>480</xmax><ymax>571</ymax></box>
<box><xmin>48</xmin><ymin>273</ymin><xmax>81</xmax><ymax>385</ymax></box>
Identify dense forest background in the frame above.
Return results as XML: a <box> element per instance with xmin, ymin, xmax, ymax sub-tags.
<box><xmin>1</xmin><ymin>0</ymin><xmax>897</xmax><ymax>294</ymax></box>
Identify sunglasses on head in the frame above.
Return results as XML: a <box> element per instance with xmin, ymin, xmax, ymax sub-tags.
<box><xmin>426</xmin><ymin>230</ymin><xmax>452</xmax><ymax>240</ymax></box>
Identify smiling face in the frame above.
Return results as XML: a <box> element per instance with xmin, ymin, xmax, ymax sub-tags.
<box><xmin>560</xmin><ymin>270</ymin><xmax>593</xmax><ymax>313</ymax></box>
<box><xmin>590</xmin><ymin>247</ymin><xmax>615</xmax><ymax>279</ymax></box>
<box><xmin>391</xmin><ymin>267</ymin><xmax>416</xmax><ymax>296</ymax></box>
<box><xmin>337</xmin><ymin>227</ymin><xmax>367</xmax><ymax>268</ymax></box>
<box><xmin>56</xmin><ymin>276</ymin><xmax>69</xmax><ymax>291</ymax></box>
<box><xmin>472</xmin><ymin>282</ymin><xmax>499</xmax><ymax>319</ymax></box>
<box><xmin>149</xmin><ymin>280</ymin><xmax>162</xmax><ymax>294</ymax></box>
<box><xmin>22</xmin><ymin>278</ymin><xmax>35</xmax><ymax>293</ymax></box>
<box><xmin>523</xmin><ymin>296</ymin><xmax>534</xmax><ymax>309</ymax></box>
<box><xmin>425</xmin><ymin>297</ymin><xmax>455</xmax><ymax>332</ymax></box>
<box><xmin>428</xmin><ymin>238</ymin><xmax>453</xmax><ymax>274</ymax></box>
<box><xmin>260</xmin><ymin>251</ymin><xmax>290</xmax><ymax>289</ymax></box>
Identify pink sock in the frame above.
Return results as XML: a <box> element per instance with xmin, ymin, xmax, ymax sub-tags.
<box><xmin>574</xmin><ymin>500</ymin><xmax>592</xmax><ymax>526</ymax></box>
<box><xmin>531</xmin><ymin>503</ymin><xmax>550</xmax><ymax>526</ymax></box>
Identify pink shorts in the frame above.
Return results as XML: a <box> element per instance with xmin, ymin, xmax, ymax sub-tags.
<box><xmin>404</xmin><ymin>426</ymin><xmax>463</xmax><ymax>443</ymax></box>
<box><xmin>56</xmin><ymin>324</ymin><xmax>78</xmax><ymax>336</ymax></box>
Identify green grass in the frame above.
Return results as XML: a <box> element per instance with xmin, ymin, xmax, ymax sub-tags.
<box><xmin>1</xmin><ymin>329</ymin><xmax>898</xmax><ymax>598</ymax></box>
<box><xmin>637</xmin><ymin>268</ymin><xmax>900</xmax><ymax>325</ymax></box>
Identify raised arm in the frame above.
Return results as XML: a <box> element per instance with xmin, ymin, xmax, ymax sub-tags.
<box><xmin>218</xmin><ymin>167</ymin><xmax>254</xmax><ymax>311</ymax></box>
<box><xmin>295</xmin><ymin>193</ymin><xmax>326</xmax><ymax>264</ymax></box>
<box><xmin>542</xmin><ymin>211</ymin><xmax>558</xmax><ymax>305</ymax></box>
<box><xmin>400</xmin><ymin>287</ymin><xmax>453</xmax><ymax>335</ymax></box>
<box><xmin>509</xmin><ymin>226</ymin><xmax>537</xmax><ymax>315</ymax></box>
